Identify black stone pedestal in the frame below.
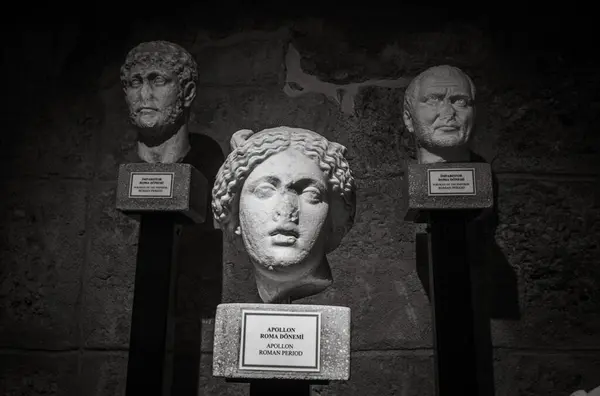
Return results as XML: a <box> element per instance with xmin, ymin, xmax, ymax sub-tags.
<box><xmin>116</xmin><ymin>162</ymin><xmax>208</xmax><ymax>396</ymax></box>
<box><xmin>403</xmin><ymin>162</ymin><xmax>494</xmax><ymax>396</ymax></box>
<box><xmin>125</xmin><ymin>213</ymin><xmax>179</xmax><ymax>396</ymax></box>
<box><xmin>428</xmin><ymin>210</ymin><xmax>480</xmax><ymax>396</ymax></box>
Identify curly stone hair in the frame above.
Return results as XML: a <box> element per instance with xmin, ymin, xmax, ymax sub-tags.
<box><xmin>212</xmin><ymin>126</ymin><xmax>356</xmax><ymax>253</ymax></box>
<box><xmin>120</xmin><ymin>40</ymin><xmax>198</xmax><ymax>90</ymax></box>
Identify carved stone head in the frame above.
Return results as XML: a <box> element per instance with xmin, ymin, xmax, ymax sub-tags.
<box><xmin>120</xmin><ymin>41</ymin><xmax>198</xmax><ymax>163</ymax></box>
<box><xmin>403</xmin><ymin>65</ymin><xmax>476</xmax><ymax>164</ymax></box>
<box><xmin>212</xmin><ymin>127</ymin><xmax>356</xmax><ymax>303</ymax></box>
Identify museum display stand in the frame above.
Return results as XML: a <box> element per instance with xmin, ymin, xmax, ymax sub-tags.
<box><xmin>116</xmin><ymin>162</ymin><xmax>208</xmax><ymax>396</ymax></box>
<box><xmin>403</xmin><ymin>162</ymin><xmax>493</xmax><ymax>395</ymax></box>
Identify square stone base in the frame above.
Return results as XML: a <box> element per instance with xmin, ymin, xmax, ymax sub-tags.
<box><xmin>212</xmin><ymin>303</ymin><xmax>351</xmax><ymax>381</ymax></box>
<box><xmin>115</xmin><ymin>163</ymin><xmax>207</xmax><ymax>224</ymax></box>
<box><xmin>403</xmin><ymin>162</ymin><xmax>493</xmax><ymax>222</ymax></box>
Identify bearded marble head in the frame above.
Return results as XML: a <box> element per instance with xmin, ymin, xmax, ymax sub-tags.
<box><xmin>212</xmin><ymin>127</ymin><xmax>356</xmax><ymax>303</ymax></box>
<box><xmin>120</xmin><ymin>40</ymin><xmax>198</xmax><ymax>163</ymax></box>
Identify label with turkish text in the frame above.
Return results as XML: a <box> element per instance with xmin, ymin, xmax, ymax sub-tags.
<box><xmin>427</xmin><ymin>168</ymin><xmax>476</xmax><ymax>196</ymax></box>
<box><xmin>239</xmin><ymin>310</ymin><xmax>321</xmax><ymax>372</ymax></box>
<box><xmin>129</xmin><ymin>172</ymin><xmax>174</xmax><ymax>198</ymax></box>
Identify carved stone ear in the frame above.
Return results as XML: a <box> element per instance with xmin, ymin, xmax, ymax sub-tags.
<box><xmin>230</xmin><ymin>129</ymin><xmax>255</xmax><ymax>151</ymax></box>
<box><xmin>403</xmin><ymin>108</ymin><xmax>414</xmax><ymax>133</ymax></box>
<box><xmin>183</xmin><ymin>81</ymin><xmax>197</xmax><ymax>107</ymax></box>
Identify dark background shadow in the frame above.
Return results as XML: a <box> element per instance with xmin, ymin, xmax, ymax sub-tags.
<box><xmin>172</xmin><ymin>134</ymin><xmax>225</xmax><ymax>395</ymax></box>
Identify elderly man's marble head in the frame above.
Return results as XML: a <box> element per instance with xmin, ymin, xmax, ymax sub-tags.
<box><xmin>212</xmin><ymin>127</ymin><xmax>356</xmax><ymax>303</ymax></box>
<box><xmin>120</xmin><ymin>41</ymin><xmax>198</xmax><ymax>163</ymax></box>
<box><xmin>403</xmin><ymin>65</ymin><xmax>476</xmax><ymax>164</ymax></box>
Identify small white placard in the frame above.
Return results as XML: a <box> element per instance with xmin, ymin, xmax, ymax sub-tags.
<box><xmin>239</xmin><ymin>310</ymin><xmax>321</xmax><ymax>372</ymax></box>
<box><xmin>129</xmin><ymin>172</ymin><xmax>174</xmax><ymax>198</ymax></box>
<box><xmin>427</xmin><ymin>168</ymin><xmax>476</xmax><ymax>196</ymax></box>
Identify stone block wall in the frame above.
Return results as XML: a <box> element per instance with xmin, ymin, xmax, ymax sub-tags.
<box><xmin>1</xmin><ymin>8</ymin><xmax>599</xmax><ymax>396</ymax></box>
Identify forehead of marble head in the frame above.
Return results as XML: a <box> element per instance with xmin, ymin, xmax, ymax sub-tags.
<box><xmin>403</xmin><ymin>65</ymin><xmax>476</xmax><ymax>113</ymax></box>
<box><xmin>120</xmin><ymin>40</ymin><xmax>198</xmax><ymax>89</ymax></box>
<box><xmin>211</xmin><ymin>127</ymin><xmax>357</xmax><ymax>253</ymax></box>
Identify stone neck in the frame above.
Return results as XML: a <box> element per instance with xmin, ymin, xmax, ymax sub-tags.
<box><xmin>253</xmin><ymin>256</ymin><xmax>333</xmax><ymax>303</ymax></box>
<box><xmin>418</xmin><ymin>146</ymin><xmax>472</xmax><ymax>164</ymax></box>
<box><xmin>137</xmin><ymin>123</ymin><xmax>191</xmax><ymax>164</ymax></box>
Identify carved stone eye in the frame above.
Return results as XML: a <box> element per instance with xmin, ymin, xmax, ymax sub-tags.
<box><xmin>130</xmin><ymin>79</ymin><xmax>142</xmax><ymax>88</ymax></box>
<box><xmin>254</xmin><ymin>183</ymin><xmax>276</xmax><ymax>199</ymax></box>
<box><xmin>453</xmin><ymin>98</ymin><xmax>468</xmax><ymax>107</ymax></box>
<box><xmin>302</xmin><ymin>187</ymin><xmax>322</xmax><ymax>203</ymax></box>
<box><xmin>425</xmin><ymin>96</ymin><xmax>442</xmax><ymax>105</ymax></box>
<box><xmin>154</xmin><ymin>76</ymin><xmax>166</xmax><ymax>85</ymax></box>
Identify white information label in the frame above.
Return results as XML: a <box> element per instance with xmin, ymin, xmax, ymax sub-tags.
<box><xmin>129</xmin><ymin>172</ymin><xmax>174</xmax><ymax>198</ymax></box>
<box><xmin>239</xmin><ymin>310</ymin><xmax>321</xmax><ymax>372</ymax></box>
<box><xmin>427</xmin><ymin>168</ymin><xmax>476</xmax><ymax>196</ymax></box>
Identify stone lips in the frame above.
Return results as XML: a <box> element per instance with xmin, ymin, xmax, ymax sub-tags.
<box><xmin>213</xmin><ymin>303</ymin><xmax>351</xmax><ymax>381</ymax></box>
<box><xmin>403</xmin><ymin>162</ymin><xmax>493</xmax><ymax>222</ymax></box>
<box><xmin>115</xmin><ymin>163</ymin><xmax>207</xmax><ymax>223</ymax></box>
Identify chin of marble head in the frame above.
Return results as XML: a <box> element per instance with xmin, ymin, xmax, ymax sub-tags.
<box><xmin>403</xmin><ymin>65</ymin><xmax>477</xmax><ymax>164</ymax></box>
<box><xmin>212</xmin><ymin>126</ymin><xmax>356</xmax><ymax>303</ymax></box>
<box><xmin>120</xmin><ymin>40</ymin><xmax>198</xmax><ymax>164</ymax></box>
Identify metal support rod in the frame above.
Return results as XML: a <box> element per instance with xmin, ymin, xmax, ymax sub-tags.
<box><xmin>428</xmin><ymin>210</ymin><xmax>479</xmax><ymax>396</ymax></box>
<box><xmin>125</xmin><ymin>213</ymin><xmax>179</xmax><ymax>396</ymax></box>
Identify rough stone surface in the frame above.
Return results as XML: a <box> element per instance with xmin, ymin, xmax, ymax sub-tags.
<box><xmin>479</xmin><ymin>83</ymin><xmax>600</xmax><ymax>175</ymax></box>
<box><xmin>291</xmin><ymin>20</ymin><xmax>492</xmax><ymax>84</ymax></box>
<box><xmin>78</xmin><ymin>350</ymin><xmax>250</xmax><ymax>395</ymax></box>
<box><xmin>302</xmin><ymin>176</ymin><xmax>431</xmax><ymax>350</ymax></box>
<box><xmin>311</xmin><ymin>352</ymin><xmax>434</xmax><ymax>396</ymax></box>
<box><xmin>191</xmin><ymin>30</ymin><xmax>288</xmax><ymax>86</ymax></box>
<box><xmin>492</xmin><ymin>179</ymin><xmax>600</xmax><ymax>348</ymax></box>
<box><xmin>80</xmin><ymin>352</ymin><xmax>127</xmax><ymax>396</ymax></box>
<box><xmin>95</xmin><ymin>84</ymin><xmax>138</xmax><ymax>181</ymax></box>
<box><xmin>213</xmin><ymin>303</ymin><xmax>350</xmax><ymax>380</ymax></box>
<box><xmin>116</xmin><ymin>163</ymin><xmax>208</xmax><ymax>223</ymax></box>
<box><xmin>199</xmin><ymin>318</ymin><xmax>217</xmax><ymax>353</ymax></box>
<box><xmin>190</xmin><ymin>86</ymin><xmax>335</xmax><ymax>156</ymax></box>
<box><xmin>404</xmin><ymin>162</ymin><xmax>493</xmax><ymax>221</ymax></box>
<box><xmin>1</xmin><ymin>94</ymin><xmax>99</xmax><ymax>180</ymax></box>
<box><xmin>82</xmin><ymin>181</ymin><xmax>138</xmax><ymax>348</ymax></box>
<box><xmin>198</xmin><ymin>352</ymin><xmax>248</xmax><ymax>396</ymax></box>
<box><xmin>494</xmin><ymin>351</ymin><xmax>600</xmax><ymax>396</ymax></box>
<box><xmin>0</xmin><ymin>181</ymin><xmax>86</xmax><ymax>349</ymax></box>
<box><xmin>0</xmin><ymin>353</ymin><xmax>78</xmax><ymax>395</ymax></box>
<box><xmin>222</xmin><ymin>240</ymin><xmax>263</xmax><ymax>304</ymax></box>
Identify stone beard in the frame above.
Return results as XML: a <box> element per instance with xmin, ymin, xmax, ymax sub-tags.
<box><xmin>126</xmin><ymin>65</ymin><xmax>185</xmax><ymax>141</ymax></box>
<box><xmin>212</xmin><ymin>127</ymin><xmax>356</xmax><ymax>303</ymax></box>
<box><xmin>403</xmin><ymin>65</ymin><xmax>476</xmax><ymax>164</ymax></box>
<box><xmin>120</xmin><ymin>40</ymin><xmax>198</xmax><ymax>164</ymax></box>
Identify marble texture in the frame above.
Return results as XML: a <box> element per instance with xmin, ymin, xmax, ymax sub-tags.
<box><xmin>120</xmin><ymin>41</ymin><xmax>198</xmax><ymax>164</ymax></box>
<box><xmin>212</xmin><ymin>127</ymin><xmax>356</xmax><ymax>302</ymax></box>
<box><xmin>403</xmin><ymin>65</ymin><xmax>476</xmax><ymax>164</ymax></box>
<box><xmin>212</xmin><ymin>303</ymin><xmax>350</xmax><ymax>380</ymax></box>
<box><xmin>403</xmin><ymin>162</ymin><xmax>493</xmax><ymax>222</ymax></box>
<box><xmin>116</xmin><ymin>162</ymin><xmax>207</xmax><ymax>223</ymax></box>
